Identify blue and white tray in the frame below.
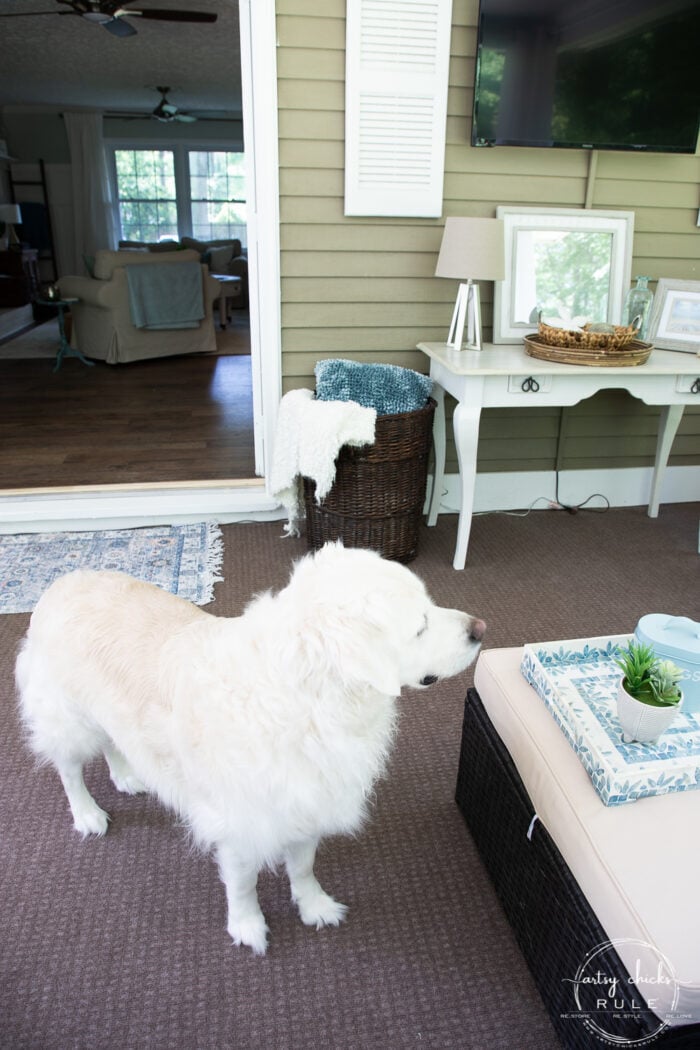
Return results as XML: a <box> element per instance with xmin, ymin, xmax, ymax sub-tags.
<box><xmin>520</xmin><ymin>634</ymin><xmax>700</xmax><ymax>806</ymax></box>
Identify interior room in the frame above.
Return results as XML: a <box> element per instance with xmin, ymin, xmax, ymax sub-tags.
<box><xmin>0</xmin><ymin>0</ymin><xmax>254</xmax><ymax>489</ymax></box>
<box><xmin>0</xmin><ymin>2</ymin><xmax>699</xmax><ymax>1049</ymax></box>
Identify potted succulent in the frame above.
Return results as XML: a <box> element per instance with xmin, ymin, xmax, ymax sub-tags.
<box><xmin>615</xmin><ymin>640</ymin><xmax>684</xmax><ymax>743</ymax></box>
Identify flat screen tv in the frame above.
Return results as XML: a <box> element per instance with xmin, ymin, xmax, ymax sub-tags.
<box><xmin>472</xmin><ymin>0</ymin><xmax>700</xmax><ymax>153</ymax></box>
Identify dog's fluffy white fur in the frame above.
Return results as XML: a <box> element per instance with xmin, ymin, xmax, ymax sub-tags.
<box><xmin>15</xmin><ymin>542</ymin><xmax>485</xmax><ymax>954</ymax></box>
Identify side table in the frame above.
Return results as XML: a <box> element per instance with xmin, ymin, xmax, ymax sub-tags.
<box><xmin>212</xmin><ymin>274</ymin><xmax>242</xmax><ymax>329</ymax></box>
<box><xmin>418</xmin><ymin>341</ymin><xmax>700</xmax><ymax>569</ymax></box>
<box><xmin>37</xmin><ymin>298</ymin><xmax>94</xmax><ymax>372</ymax></box>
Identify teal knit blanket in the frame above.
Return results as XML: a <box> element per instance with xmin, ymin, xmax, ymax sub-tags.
<box><xmin>315</xmin><ymin>359</ymin><xmax>432</xmax><ymax>415</ymax></box>
<box><xmin>126</xmin><ymin>261</ymin><xmax>204</xmax><ymax>330</ymax></box>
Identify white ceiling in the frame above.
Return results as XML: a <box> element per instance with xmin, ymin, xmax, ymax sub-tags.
<box><xmin>0</xmin><ymin>0</ymin><xmax>241</xmax><ymax>118</ymax></box>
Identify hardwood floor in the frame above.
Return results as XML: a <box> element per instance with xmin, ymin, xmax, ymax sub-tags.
<box><xmin>0</xmin><ymin>348</ymin><xmax>256</xmax><ymax>490</ymax></box>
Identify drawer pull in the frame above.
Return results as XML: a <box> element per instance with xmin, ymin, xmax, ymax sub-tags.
<box><xmin>691</xmin><ymin>378</ymin><xmax>700</xmax><ymax>394</ymax></box>
<box><xmin>521</xmin><ymin>376</ymin><xmax>540</xmax><ymax>392</ymax></box>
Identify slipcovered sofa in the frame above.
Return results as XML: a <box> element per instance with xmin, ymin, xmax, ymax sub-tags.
<box><xmin>118</xmin><ymin>236</ymin><xmax>248</xmax><ymax>301</ymax></box>
<box><xmin>59</xmin><ymin>249</ymin><xmax>220</xmax><ymax>365</ymax></box>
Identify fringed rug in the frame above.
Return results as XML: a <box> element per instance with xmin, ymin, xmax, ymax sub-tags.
<box><xmin>0</xmin><ymin>522</ymin><xmax>223</xmax><ymax>615</ymax></box>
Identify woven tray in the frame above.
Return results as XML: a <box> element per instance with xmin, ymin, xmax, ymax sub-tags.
<box><xmin>538</xmin><ymin>320</ymin><xmax>639</xmax><ymax>350</ymax></box>
<box><xmin>525</xmin><ymin>334</ymin><xmax>652</xmax><ymax>367</ymax></box>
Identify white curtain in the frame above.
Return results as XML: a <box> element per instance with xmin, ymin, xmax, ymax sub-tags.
<box><xmin>63</xmin><ymin>111</ymin><xmax>117</xmax><ymax>273</ymax></box>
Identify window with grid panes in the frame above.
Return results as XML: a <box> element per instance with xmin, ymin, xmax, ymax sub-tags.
<box><xmin>114</xmin><ymin>150</ymin><xmax>178</xmax><ymax>243</ymax></box>
<box><xmin>113</xmin><ymin>148</ymin><xmax>246</xmax><ymax>246</ymax></box>
<box><xmin>189</xmin><ymin>151</ymin><xmax>246</xmax><ymax>243</ymax></box>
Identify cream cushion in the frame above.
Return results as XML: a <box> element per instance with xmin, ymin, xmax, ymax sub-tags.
<box><xmin>474</xmin><ymin>645</ymin><xmax>700</xmax><ymax>1026</ymax></box>
<box><xmin>93</xmin><ymin>249</ymin><xmax>199</xmax><ymax>281</ymax></box>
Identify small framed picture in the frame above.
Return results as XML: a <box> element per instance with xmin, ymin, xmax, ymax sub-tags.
<box><xmin>648</xmin><ymin>278</ymin><xmax>700</xmax><ymax>354</ymax></box>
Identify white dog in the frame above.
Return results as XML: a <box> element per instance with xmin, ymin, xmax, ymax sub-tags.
<box><xmin>15</xmin><ymin>543</ymin><xmax>485</xmax><ymax>954</ymax></box>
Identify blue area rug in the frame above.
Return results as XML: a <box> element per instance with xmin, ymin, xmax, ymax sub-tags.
<box><xmin>0</xmin><ymin>523</ymin><xmax>223</xmax><ymax>615</ymax></box>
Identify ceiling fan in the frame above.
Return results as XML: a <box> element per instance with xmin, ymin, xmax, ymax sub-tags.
<box><xmin>0</xmin><ymin>1</ymin><xmax>217</xmax><ymax>38</ymax></box>
<box><xmin>151</xmin><ymin>86</ymin><xmax>196</xmax><ymax>123</ymax></box>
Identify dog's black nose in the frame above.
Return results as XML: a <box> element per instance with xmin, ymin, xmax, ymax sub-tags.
<box><xmin>420</xmin><ymin>674</ymin><xmax>438</xmax><ymax>686</ymax></box>
<box><xmin>469</xmin><ymin>618</ymin><xmax>486</xmax><ymax>642</ymax></box>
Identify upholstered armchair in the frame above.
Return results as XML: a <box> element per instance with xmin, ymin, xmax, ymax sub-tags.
<box><xmin>58</xmin><ymin>249</ymin><xmax>220</xmax><ymax>365</ymax></box>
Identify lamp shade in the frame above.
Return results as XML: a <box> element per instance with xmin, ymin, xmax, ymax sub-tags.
<box><xmin>0</xmin><ymin>203</ymin><xmax>22</xmax><ymax>225</ymax></box>
<box><xmin>435</xmin><ymin>217</ymin><xmax>505</xmax><ymax>281</ymax></box>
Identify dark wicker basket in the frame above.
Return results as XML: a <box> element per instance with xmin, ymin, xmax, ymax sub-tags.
<box><xmin>303</xmin><ymin>397</ymin><xmax>435</xmax><ymax>563</ymax></box>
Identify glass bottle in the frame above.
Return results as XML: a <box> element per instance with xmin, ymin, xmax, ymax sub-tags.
<box><xmin>623</xmin><ymin>276</ymin><xmax>654</xmax><ymax>340</ymax></box>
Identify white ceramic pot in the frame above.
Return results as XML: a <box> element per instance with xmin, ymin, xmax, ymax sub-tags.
<box><xmin>616</xmin><ymin>678</ymin><xmax>683</xmax><ymax>743</ymax></box>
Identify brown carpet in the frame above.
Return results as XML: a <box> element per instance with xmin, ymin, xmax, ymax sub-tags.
<box><xmin>1</xmin><ymin>504</ymin><xmax>698</xmax><ymax>1050</ymax></box>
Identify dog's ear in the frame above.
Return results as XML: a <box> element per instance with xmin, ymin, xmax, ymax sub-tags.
<box><xmin>291</xmin><ymin>611</ymin><xmax>402</xmax><ymax>697</ymax></box>
<box><xmin>284</xmin><ymin>545</ymin><xmax>403</xmax><ymax>695</ymax></box>
<box><xmin>333</xmin><ymin>625</ymin><xmax>402</xmax><ymax>696</ymax></box>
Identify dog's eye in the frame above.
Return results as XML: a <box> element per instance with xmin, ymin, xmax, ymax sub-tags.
<box><xmin>416</xmin><ymin>615</ymin><xmax>428</xmax><ymax>638</ymax></box>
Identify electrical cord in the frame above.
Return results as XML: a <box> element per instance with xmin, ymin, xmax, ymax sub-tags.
<box><xmin>437</xmin><ymin>406</ymin><xmax>611</xmax><ymax>517</ymax></box>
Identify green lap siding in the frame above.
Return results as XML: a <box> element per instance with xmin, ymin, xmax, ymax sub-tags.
<box><xmin>276</xmin><ymin>0</ymin><xmax>700</xmax><ymax>475</ymax></box>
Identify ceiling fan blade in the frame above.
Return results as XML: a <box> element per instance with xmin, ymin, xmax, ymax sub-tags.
<box><xmin>102</xmin><ymin>16</ymin><xmax>137</xmax><ymax>36</ymax></box>
<box><xmin>0</xmin><ymin>11</ymin><xmax>68</xmax><ymax>16</ymax></box>
<box><xmin>124</xmin><ymin>9</ymin><xmax>217</xmax><ymax>23</ymax></box>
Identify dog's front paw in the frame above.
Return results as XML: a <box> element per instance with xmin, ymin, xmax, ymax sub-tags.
<box><xmin>297</xmin><ymin>890</ymin><xmax>348</xmax><ymax>930</ymax></box>
<box><xmin>111</xmin><ymin>772</ymin><xmax>147</xmax><ymax>796</ymax></box>
<box><xmin>227</xmin><ymin>914</ymin><xmax>269</xmax><ymax>955</ymax></box>
<box><xmin>73</xmin><ymin>802</ymin><xmax>110</xmax><ymax>838</ymax></box>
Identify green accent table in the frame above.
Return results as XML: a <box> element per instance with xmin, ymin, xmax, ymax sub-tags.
<box><xmin>37</xmin><ymin>298</ymin><xmax>95</xmax><ymax>372</ymax></box>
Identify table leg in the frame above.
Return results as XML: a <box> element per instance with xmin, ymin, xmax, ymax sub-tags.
<box><xmin>53</xmin><ymin>305</ymin><xmax>94</xmax><ymax>372</ymax></box>
<box><xmin>648</xmin><ymin>405</ymin><xmax>684</xmax><ymax>517</ymax></box>
<box><xmin>452</xmin><ymin>399</ymin><xmax>482</xmax><ymax>570</ymax></box>
<box><xmin>427</xmin><ymin>384</ymin><xmax>446</xmax><ymax>526</ymax></box>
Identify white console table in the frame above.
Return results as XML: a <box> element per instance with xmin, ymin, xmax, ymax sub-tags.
<box><xmin>417</xmin><ymin>342</ymin><xmax>700</xmax><ymax>570</ymax></box>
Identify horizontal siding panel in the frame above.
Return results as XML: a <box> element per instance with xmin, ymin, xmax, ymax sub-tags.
<box><xmin>283</xmin><ymin>349</ymin><xmax>428</xmax><ymax>376</ymax></box>
<box><xmin>446</xmin><ymin>52</ymin><xmax>474</xmax><ymax>88</ymax></box>
<box><xmin>280</xmin><ymin>224</ymin><xmax>443</xmax><ymax>252</ymax></box>
<box><xmin>443</xmin><ymin>172</ymin><xmax>588</xmax><ymax>204</ymax></box>
<box><xmin>477</xmin><ymin>438</ymin><xmax>558</xmax><ymax>461</ymax></box>
<box><xmin>280</xmin><ymin>168</ymin><xmax>344</xmax><ymax>196</ymax></box>
<box><xmin>282</xmin><ymin>301</ymin><xmax>451</xmax><ymax>327</ymax></box>
<box><xmin>279</xmin><ymin>140</ymin><xmax>344</xmax><ymax>168</ymax></box>
<box><xmin>446</xmin><ymin>145</ymin><xmax>590</xmax><ymax>177</ymax></box>
<box><xmin>594</xmin><ymin>180</ymin><xmax>700</xmax><ymax>209</ymax></box>
<box><xmin>455</xmin><ymin>0</ymin><xmax>478</xmax><ymax>27</ymax></box>
<box><xmin>558</xmin><ymin>456</ymin><xmax>657</xmax><ymax>471</ymax></box>
<box><xmin>279</xmin><ymin>111</ymin><xmax>344</xmax><ymax>140</ymax></box>
<box><xmin>277</xmin><ymin>0</ymin><xmax>342</xmax><ymax>15</ymax></box>
<box><xmin>278</xmin><ymin>79</ymin><xmax>345</xmax><ymax>111</ymax></box>
<box><xmin>277</xmin><ymin>49</ymin><xmax>344</xmax><ymax>81</ymax></box>
<box><xmin>449</xmin><ymin>24</ymin><xmax>475</xmax><ymax>58</ymax></box>
<box><xmin>281</xmin><ymin>250</ymin><xmax>441</xmax><ymax>277</ymax></box>
<box><xmin>279</xmin><ymin>197</ymin><xmax>346</xmax><ymax>223</ymax></box>
<box><xmin>596</xmin><ymin>154</ymin><xmax>700</xmax><ymax>184</ymax></box>
<box><xmin>633</xmin><ymin>258</ymin><xmax>700</xmax><ymax>279</ymax></box>
<box><xmin>282</xmin><ymin>276</ymin><xmax>468</xmax><ymax>303</ymax></box>
<box><xmin>631</xmin><ymin>207</ymin><xmax>700</xmax><ymax>234</ymax></box>
<box><xmin>277</xmin><ymin>15</ymin><xmax>345</xmax><ymax>49</ymax></box>
<box><xmin>282</xmin><ymin>326</ymin><xmax>450</xmax><ymax>352</ymax></box>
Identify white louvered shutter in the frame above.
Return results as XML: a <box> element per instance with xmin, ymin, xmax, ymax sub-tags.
<box><xmin>344</xmin><ymin>0</ymin><xmax>453</xmax><ymax>218</ymax></box>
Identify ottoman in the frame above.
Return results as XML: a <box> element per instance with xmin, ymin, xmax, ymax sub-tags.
<box><xmin>456</xmin><ymin>646</ymin><xmax>700</xmax><ymax>1049</ymax></box>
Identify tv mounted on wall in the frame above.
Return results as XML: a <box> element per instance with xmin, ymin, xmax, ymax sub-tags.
<box><xmin>472</xmin><ymin>0</ymin><xmax>700</xmax><ymax>154</ymax></box>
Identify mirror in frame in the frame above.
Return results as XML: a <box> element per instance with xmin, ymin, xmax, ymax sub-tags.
<box><xmin>493</xmin><ymin>207</ymin><xmax>635</xmax><ymax>344</ymax></box>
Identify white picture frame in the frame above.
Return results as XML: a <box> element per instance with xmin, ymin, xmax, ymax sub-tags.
<box><xmin>494</xmin><ymin>207</ymin><xmax>635</xmax><ymax>344</ymax></box>
<box><xmin>647</xmin><ymin>278</ymin><xmax>700</xmax><ymax>355</ymax></box>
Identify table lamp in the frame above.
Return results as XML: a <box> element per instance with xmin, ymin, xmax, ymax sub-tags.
<box><xmin>0</xmin><ymin>203</ymin><xmax>22</xmax><ymax>249</ymax></box>
<box><xmin>435</xmin><ymin>217</ymin><xmax>505</xmax><ymax>351</ymax></box>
